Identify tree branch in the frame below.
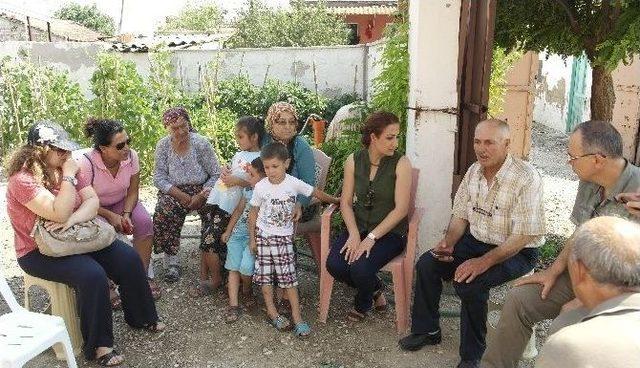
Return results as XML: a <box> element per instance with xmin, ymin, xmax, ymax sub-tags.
<box><xmin>555</xmin><ymin>0</ymin><xmax>581</xmax><ymax>34</ymax></box>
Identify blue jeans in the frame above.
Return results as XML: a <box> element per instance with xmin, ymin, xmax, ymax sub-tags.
<box><xmin>410</xmin><ymin>232</ymin><xmax>538</xmax><ymax>361</ymax></box>
<box><xmin>326</xmin><ymin>231</ymin><xmax>406</xmax><ymax>313</ymax></box>
<box><xmin>18</xmin><ymin>240</ymin><xmax>159</xmax><ymax>360</ymax></box>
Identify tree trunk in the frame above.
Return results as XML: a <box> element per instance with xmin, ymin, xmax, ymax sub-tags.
<box><xmin>590</xmin><ymin>65</ymin><xmax>615</xmax><ymax>121</ymax></box>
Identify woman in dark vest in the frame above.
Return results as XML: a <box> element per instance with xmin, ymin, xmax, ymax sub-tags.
<box><xmin>326</xmin><ymin>111</ymin><xmax>412</xmax><ymax>321</ymax></box>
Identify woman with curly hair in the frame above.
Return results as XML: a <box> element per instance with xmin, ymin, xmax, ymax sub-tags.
<box><xmin>5</xmin><ymin>121</ymin><xmax>163</xmax><ymax>367</ymax></box>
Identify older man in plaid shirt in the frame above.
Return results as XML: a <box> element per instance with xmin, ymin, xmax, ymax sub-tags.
<box><xmin>399</xmin><ymin>119</ymin><xmax>545</xmax><ymax>368</ymax></box>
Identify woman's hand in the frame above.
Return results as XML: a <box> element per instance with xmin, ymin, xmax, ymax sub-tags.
<box><xmin>61</xmin><ymin>155</ymin><xmax>79</xmax><ymax>177</ymax></box>
<box><xmin>121</xmin><ymin>212</ymin><xmax>134</xmax><ymax>235</ymax></box>
<box><xmin>349</xmin><ymin>237</ymin><xmax>376</xmax><ymax>264</ymax></box>
<box><xmin>105</xmin><ymin>211</ymin><xmax>124</xmax><ymax>233</ymax></box>
<box><xmin>188</xmin><ymin>193</ymin><xmax>207</xmax><ymax>210</ymax></box>
<box><xmin>340</xmin><ymin>232</ymin><xmax>361</xmax><ymax>262</ymax></box>
<box><xmin>175</xmin><ymin>191</ymin><xmax>191</xmax><ymax>208</ymax></box>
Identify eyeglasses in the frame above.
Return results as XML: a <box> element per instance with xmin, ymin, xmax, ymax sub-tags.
<box><xmin>114</xmin><ymin>138</ymin><xmax>131</xmax><ymax>150</ymax></box>
<box><xmin>567</xmin><ymin>152</ymin><xmax>604</xmax><ymax>163</ymax></box>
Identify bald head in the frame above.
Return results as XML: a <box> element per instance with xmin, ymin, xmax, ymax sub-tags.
<box><xmin>570</xmin><ymin>216</ymin><xmax>640</xmax><ymax>288</ymax></box>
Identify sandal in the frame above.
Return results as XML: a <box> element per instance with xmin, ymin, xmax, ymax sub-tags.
<box><xmin>148</xmin><ymin>278</ymin><xmax>162</xmax><ymax>300</ymax></box>
<box><xmin>269</xmin><ymin>314</ymin><xmax>292</xmax><ymax>331</ymax></box>
<box><xmin>189</xmin><ymin>281</ymin><xmax>216</xmax><ymax>298</ymax></box>
<box><xmin>96</xmin><ymin>349</ymin><xmax>124</xmax><ymax>367</ymax></box>
<box><xmin>143</xmin><ymin>320</ymin><xmax>166</xmax><ymax>333</ymax></box>
<box><xmin>347</xmin><ymin>309</ymin><xmax>367</xmax><ymax>322</ymax></box>
<box><xmin>373</xmin><ymin>288</ymin><xmax>388</xmax><ymax>312</ymax></box>
<box><xmin>294</xmin><ymin>322</ymin><xmax>311</xmax><ymax>338</ymax></box>
<box><xmin>164</xmin><ymin>265</ymin><xmax>181</xmax><ymax>283</ymax></box>
<box><xmin>224</xmin><ymin>306</ymin><xmax>242</xmax><ymax>324</ymax></box>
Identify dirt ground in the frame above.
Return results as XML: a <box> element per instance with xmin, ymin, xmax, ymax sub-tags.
<box><xmin>0</xmin><ymin>122</ymin><xmax>577</xmax><ymax>368</ymax></box>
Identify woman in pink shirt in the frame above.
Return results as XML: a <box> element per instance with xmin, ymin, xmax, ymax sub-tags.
<box><xmin>77</xmin><ymin>118</ymin><xmax>161</xmax><ymax>302</ymax></box>
<box><xmin>6</xmin><ymin>121</ymin><xmax>163</xmax><ymax>367</ymax></box>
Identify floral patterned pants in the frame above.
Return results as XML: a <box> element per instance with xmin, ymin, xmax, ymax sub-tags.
<box><xmin>152</xmin><ymin>184</ymin><xmax>230</xmax><ymax>256</ymax></box>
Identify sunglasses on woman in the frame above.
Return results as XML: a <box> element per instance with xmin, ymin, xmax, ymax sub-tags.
<box><xmin>114</xmin><ymin>138</ymin><xmax>131</xmax><ymax>150</ymax></box>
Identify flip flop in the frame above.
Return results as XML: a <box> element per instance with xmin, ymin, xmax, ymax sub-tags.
<box><xmin>373</xmin><ymin>288</ymin><xmax>388</xmax><ymax>312</ymax></box>
<box><xmin>143</xmin><ymin>320</ymin><xmax>166</xmax><ymax>333</ymax></box>
<box><xmin>224</xmin><ymin>306</ymin><xmax>242</xmax><ymax>324</ymax></box>
<box><xmin>96</xmin><ymin>349</ymin><xmax>124</xmax><ymax>367</ymax></box>
<box><xmin>294</xmin><ymin>321</ymin><xmax>311</xmax><ymax>338</ymax></box>
<box><xmin>269</xmin><ymin>314</ymin><xmax>292</xmax><ymax>331</ymax></box>
<box><xmin>347</xmin><ymin>308</ymin><xmax>366</xmax><ymax>322</ymax></box>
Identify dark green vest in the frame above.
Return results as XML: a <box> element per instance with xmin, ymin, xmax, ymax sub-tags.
<box><xmin>353</xmin><ymin>149</ymin><xmax>408</xmax><ymax>236</ymax></box>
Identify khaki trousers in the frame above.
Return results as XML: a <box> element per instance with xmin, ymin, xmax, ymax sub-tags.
<box><xmin>481</xmin><ymin>271</ymin><xmax>585</xmax><ymax>368</ymax></box>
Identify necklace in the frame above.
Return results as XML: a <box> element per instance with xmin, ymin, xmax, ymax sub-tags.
<box><xmin>370</xmin><ymin>161</ymin><xmax>380</xmax><ymax>167</ymax></box>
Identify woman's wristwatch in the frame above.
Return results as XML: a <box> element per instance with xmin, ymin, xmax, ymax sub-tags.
<box><xmin>367</xmin><ymin>232</ymin><xmax>377</xmax><ymax>241</ymax></box>
<box><xmin>62</xmin><ymin>175</ymin><xmax>77</xmax><ymax>186</ymax></box>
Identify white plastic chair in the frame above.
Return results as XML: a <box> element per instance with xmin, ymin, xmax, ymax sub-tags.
<box><xmin>0</xmin><ymin>270</ymin><xmax>77</xmax><ymax>368</ymax></box>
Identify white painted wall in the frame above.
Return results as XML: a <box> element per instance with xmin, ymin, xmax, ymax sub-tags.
<box><xmin>0</xmin><ymin>41</ymin><xmax>380</xmax><ymax>100</ymax></box>
<box><xmin>533</xmin><ymin>52</ymin><xmax>592</xmax><ymax>132</ymax></box>
<box><xmin>407</xmin><ymin>0</ymin><xmax>460</xmax><ymax>252</ymax></box>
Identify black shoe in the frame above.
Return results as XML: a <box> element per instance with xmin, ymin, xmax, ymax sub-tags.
<box><xmin>398</xmin><ymin>331</ymin><xmax>442</xmax><ymax>351</ymax></box>
<box><xmin>456</xmin><ymin>360</ymin><xmax>480</xmax><ymax>368</ymax></box>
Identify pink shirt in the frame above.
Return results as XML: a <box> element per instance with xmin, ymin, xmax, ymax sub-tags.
<box><xmin>75</xmin><ymin>148</ymin><xmax>140</xmax><ymax>207</ymax></box>
<box><xmin>7</xmin><ymin>169</ymin><xmax>85</xmax><ymax>258</ymax></box>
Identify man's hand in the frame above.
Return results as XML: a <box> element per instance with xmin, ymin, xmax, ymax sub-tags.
<box><xmin>514</xmin><ymin>268</ymin><xmax>560</xmax><ymax>300</ymax></box>
<box><xmin>616</xmin><ymin>192</ymin><xmax>640</xmax><ymax>217</ymax></box>
<box><xmin>454</xmin><ymin>257</ymin><xmax>491</xmax><ymax>283</ymax></box>
<box><xmin>429</xmin><ymin>238</ymin><xmax>454</xmax><ymax>262</ymax></box>
<box><xmin>561</xmin><ymin>298</ymin><xmax>583</xmax><ymax>313</ymax></box>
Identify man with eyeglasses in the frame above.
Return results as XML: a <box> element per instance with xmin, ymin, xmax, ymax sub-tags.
<box><xmin>399</xmin><ymin>119</ymin><xmax>545</xmax><ymax>368</ymax></box>
<box><xmin>482</xmin><ymin>120</ymin><xmax>640</xmax><ymax>368</ymax></box>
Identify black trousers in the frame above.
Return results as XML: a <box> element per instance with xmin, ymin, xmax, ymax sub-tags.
<box><xmin>18</xmin><ymin>240</ymin><xmax>159</xmax><ymax>360</ymax></box>
<box><xmin>410</xmin><ymin>232</ymin><xmax>538</xmax><ymax>361</ymax></box>
<box><xmin>327</xmin><ymin>231</ymin><xmax>406</xmax><ymax>313</ymax></box>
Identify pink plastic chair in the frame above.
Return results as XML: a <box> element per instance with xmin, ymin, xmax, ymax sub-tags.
<box><xmin>318</xmin><ymin>168</ymin><xmax>423</xmax><ymax>334</ymax></box>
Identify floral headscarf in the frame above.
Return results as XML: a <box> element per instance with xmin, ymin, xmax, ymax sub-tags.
<box><xmin>265</xmin><ymin>102</ymin><xmax>298</xmax><ymax>136</ymax></box>
<box><xmin>162</xmin><ymin>106</ymin><xmax>194</xmax><ymax>131</ymax></box>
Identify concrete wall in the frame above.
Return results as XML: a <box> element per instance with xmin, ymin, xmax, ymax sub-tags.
<box><xmin>532</xmin><ymin>52</ymin><xmax>591</xmax><ymax>132</ymax></box>
<box><xmin>0</xmin><ymin>41</ymin><xmax>383</xmax><ymax>101</ymax></box>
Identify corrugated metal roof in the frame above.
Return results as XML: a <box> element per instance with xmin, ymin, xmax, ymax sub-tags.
<box><xmin>109</xmin><ymin>32</ymin><xmax>230</xmax><ymax>52</ymax></box>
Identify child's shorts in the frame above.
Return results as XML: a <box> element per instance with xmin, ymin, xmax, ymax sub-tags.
<box><xmin>224</xmin><ymin>228</ymin><xmax>254</xmax><ymax>276</ymax></box>
<box><xmin>253</xmin><ymin>229</ymin><xmax>297</xmax><ymax>288</ymax></box>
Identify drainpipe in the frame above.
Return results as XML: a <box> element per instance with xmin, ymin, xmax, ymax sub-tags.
<box><xmin>406</xmin><ymin>0</ymin><xmax>461</xmax><ymax>252</ymax></box>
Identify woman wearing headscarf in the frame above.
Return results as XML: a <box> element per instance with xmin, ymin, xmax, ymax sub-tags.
<box><xmin>152</xmin><ymin>107</ymin><xmax>230</xmax><ymax>297</ymax></box>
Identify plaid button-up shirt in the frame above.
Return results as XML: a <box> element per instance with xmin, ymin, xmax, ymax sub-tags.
<box><xmin>452</xmin><ymin>154</ymin><xmax>546</xmax><ymax>247</ymax></box>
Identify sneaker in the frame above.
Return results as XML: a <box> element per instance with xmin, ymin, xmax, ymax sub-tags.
<box><xmin>398</xmin><ymin>331</ymin><xmax>442</xmax><ymax>351</ymax></box>
<box><xmin>456</xmin><ymin>360</ymin><xmax>480</xmax><ymax>368</ymax></box>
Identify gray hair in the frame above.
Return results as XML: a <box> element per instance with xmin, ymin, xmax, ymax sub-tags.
<box><xmin>570</xmin><ymin>216</ymin><xmax>640</xmax><ymax>288</ymax></box>
<box><xmin>476</xmin><ymin>119</ymin><xmax>511</xmax><ymax>140</ymax></box>
<box><xmin>573</xmin><ymin>120</ymin><xmax>623</xmax><ymax>158</ymax></box>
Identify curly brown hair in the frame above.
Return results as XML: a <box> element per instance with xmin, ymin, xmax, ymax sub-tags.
<box><xmin>4</xmin><ymin>144</ymin><xmax>57</xmax><ymax>189</ymax></box>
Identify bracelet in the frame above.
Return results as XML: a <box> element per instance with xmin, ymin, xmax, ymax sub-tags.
<box><xmin>123</xmin><ymin>211</ymin><xmax>132</xmax><ymax>215</ymax></box>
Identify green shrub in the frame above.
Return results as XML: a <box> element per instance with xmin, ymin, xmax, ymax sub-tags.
<box><xmin>191</xmin><ymin>107</ymin><xmax>238</xmax><ymax>165</ymax></box>
<box><xmin>0</xmin><ymin>56</ymin><xmax>89</xmax><ymax>157</ymax></box>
